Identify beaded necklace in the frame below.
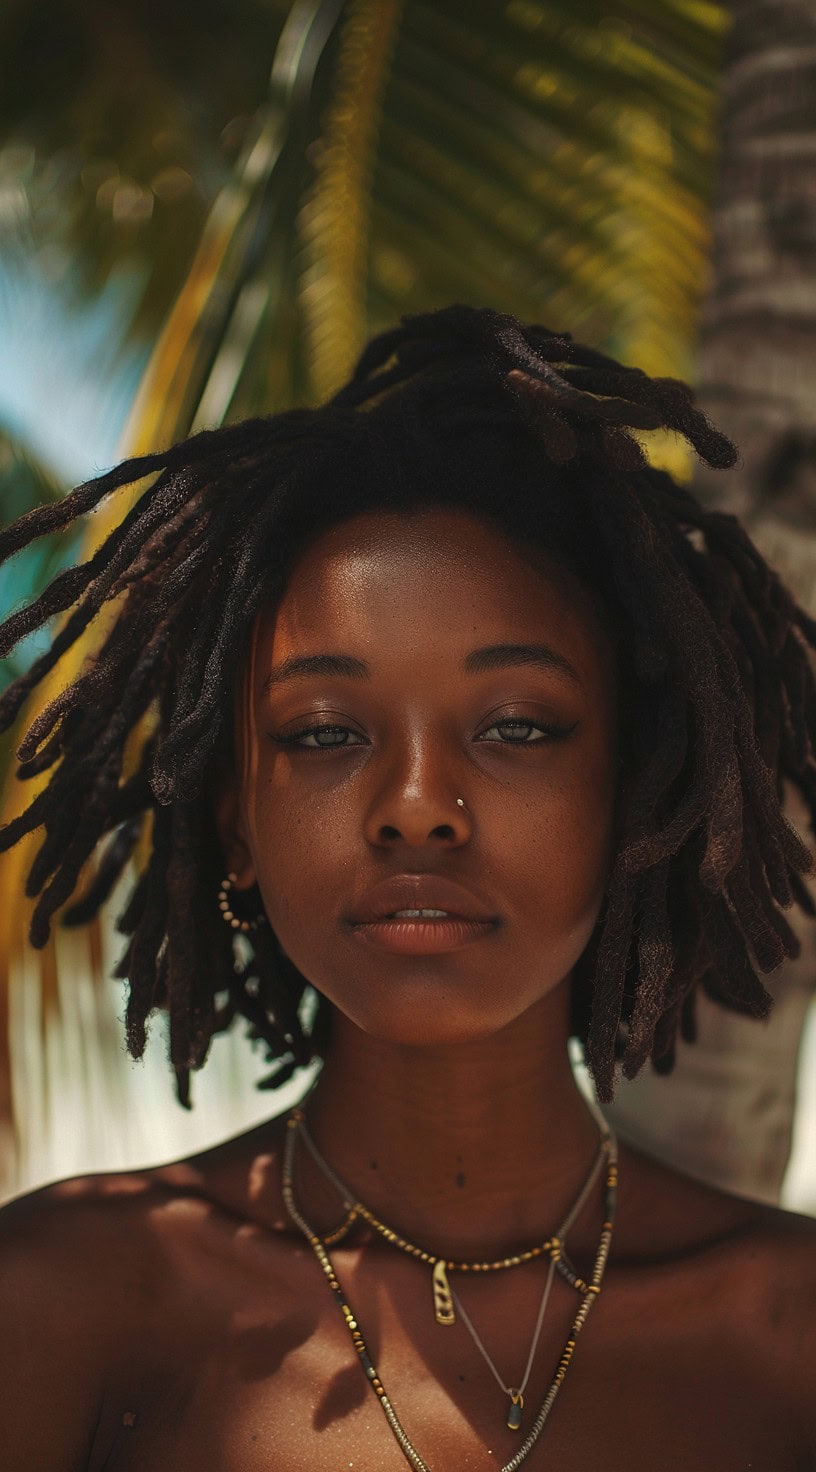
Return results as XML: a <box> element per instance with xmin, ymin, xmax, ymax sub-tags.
<box><xmin>297</xmin><ymin>1111</ymin><xmax>605</xmax><ymax>1307</ymax></box>
<box><xmin>282</xmin><ymin>1107</ymin><xmax>618</xmax><ymax>1470</ymax></box>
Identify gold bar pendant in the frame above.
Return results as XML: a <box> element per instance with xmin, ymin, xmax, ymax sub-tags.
<box><xmin>432</xmin><ymin>1259</ymin><xmax>455</xmax><ymax>1325</ymax></box>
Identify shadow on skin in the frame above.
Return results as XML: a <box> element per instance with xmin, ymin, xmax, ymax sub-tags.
<box><xmin>313</xmin><ymin>1359</ymin><xmax>369</xmax><ymax>1430</ymax></box>
<box><xmin>231</xmin><ymin>1310</ymin><xmax>318</xmax><ymax>1381</ymax></box>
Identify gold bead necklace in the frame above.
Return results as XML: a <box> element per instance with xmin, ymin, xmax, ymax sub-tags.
<box><xmin>282</xmin><ymin>1107</ymin><xmax>618</xmax><ymax>1470</ymax></box>
<box><xmin>296</xmin><ymin>1108</ymin><xmax>605</xmax><ymax>1316</ymax></box>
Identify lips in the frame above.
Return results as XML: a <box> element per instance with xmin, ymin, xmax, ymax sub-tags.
<box><xmin>347</xmin><ymin>874</ymin><xmax>498</xmax><ymax>925</ymax></box>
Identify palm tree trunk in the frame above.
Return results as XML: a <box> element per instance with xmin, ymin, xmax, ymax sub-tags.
<box><xmin>604</xmin><ymin>0</ymin><xmax>816</xmax><ymax>1208</ymax></box>
<box><xmin>695</xmin><ymin>0</ymin><xmax>816</xmax><ymax>564</ymax></box>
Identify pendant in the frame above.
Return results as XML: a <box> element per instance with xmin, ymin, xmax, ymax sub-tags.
<box><xmin>432</xmin><ymin>1259</ymin><xmax>455</xmax><ymax>1325</ymax></box>
<box><xmin>507</xmin><ymin>1390</ymin><xmax>524</xmax><ymax>1431</ymax></box>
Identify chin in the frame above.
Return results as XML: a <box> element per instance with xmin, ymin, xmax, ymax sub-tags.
<box><xmin>332</xmin><ymin>980</ymin><xmax>538</xmax><ymax>1050</ymax></box>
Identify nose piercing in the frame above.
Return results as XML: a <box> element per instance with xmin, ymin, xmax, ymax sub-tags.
<box><xmin>456</xmin><ymin>797</ymin><xmax>465</xmax><ymax>808</ymax></box>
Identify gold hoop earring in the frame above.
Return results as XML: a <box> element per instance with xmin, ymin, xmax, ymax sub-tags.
<box><xmin>217</xmin><ymin>872</ymin><xmax>267</xmax><ymax>932</ymax></box>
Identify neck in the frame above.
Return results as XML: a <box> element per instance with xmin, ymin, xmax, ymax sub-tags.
<box><xmin>301</xmin><ymin>982</ymin><xmax>606</xmax><ymax>1261</ymax></box>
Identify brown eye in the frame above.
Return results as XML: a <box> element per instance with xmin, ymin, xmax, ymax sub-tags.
<box><xmin>477</xmin><ymin>719</ymin><xmax>573</xmax><ymax>745</ymax></box>
<box><xmin>272</xmin><ymin>724</ymin><xmax>366</xmax><ymax>751</ymax></box>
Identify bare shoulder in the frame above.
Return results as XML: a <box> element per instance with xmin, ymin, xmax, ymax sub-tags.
<box><xmin>739</xmin><ymin>1197</ymin><xmax>816</xmax><ymax>1448</ymax></box>
<box><xmin>0</xmin><ymin>1148</ymin><xmax>257</xmax><ymax>1472</ymax></box>
<box><xmin>0</xmin><ymin>1124</ymin><xmax>298</xmax><ymax>1472</ymax></box>
<box><xmin>617</xmin><ymin>1138</ymin><xmax>816</xmax><ymax>1448</ymax></box>
<box><xmin>718</xmin><ymin>1195</ymin><xmax>816</xmax><ymax>1462</ymax></box>
<box><xmin>0</xmin><ymin>1165</ymin><xmax>187</xmax><ymax>1471</ymax></box>
<box><xmin>0</xmin><ymin>1166</ymin><xmax>150</xmax><ymax>1326</ymax></box>
<box><xmin>149</xmin><ymin>1110</ymin><xmax>293</xmax><ymax>1234</ymax></box>
<box><xmin>0</xmin><ymin>1159</ymin><xmax>181</xmax><ymax>1276</ymax></box>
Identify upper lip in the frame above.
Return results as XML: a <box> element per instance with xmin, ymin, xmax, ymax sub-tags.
<box><xmin>347</xmin><ymin>875</ymin><xmax>498</xmax><ymax>924</ymax></box>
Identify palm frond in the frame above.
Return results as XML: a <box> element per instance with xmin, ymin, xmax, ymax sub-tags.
<box><xmin>298</xmin><ymin>0</ymin><xmax>403</xmax><ymax>400</ymax></box>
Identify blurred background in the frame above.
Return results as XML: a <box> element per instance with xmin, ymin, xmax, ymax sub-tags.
<box><xmin>1</xmin><ymin>0</ymin><xmax>815</xmax><ymax>1211</ymax></box>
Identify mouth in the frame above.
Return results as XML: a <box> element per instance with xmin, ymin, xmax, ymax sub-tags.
<box><xmin>348</xmin><ymin>912</ymin><xmax>499</xmax><ymax>955</ymax></box>
<box><xmin>346</xmin><ymin>873</ymin><xmax>499</xmax><ymax>952</ymax></box>
<box><xmin>384</xmin><ymin>908</ymin><xmax>457</xmax><ymax>919</ymax></box>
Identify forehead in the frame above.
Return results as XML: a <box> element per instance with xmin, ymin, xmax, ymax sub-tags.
<box><xmin>253</xmin><ymin>506</ymin><xmax>616</xmax><ymax>684</ymax></box>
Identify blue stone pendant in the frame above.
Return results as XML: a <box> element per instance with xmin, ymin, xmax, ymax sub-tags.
<box><xmin>507</xmin><ymin>1390</ymin><xmax>524</xmax><ymax>1431</ymax></box>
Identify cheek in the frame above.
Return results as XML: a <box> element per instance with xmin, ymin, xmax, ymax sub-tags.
<box><xmin>248</xmin><ymin>778</ymin><xmax>349</xmax><ymax>935</ymax></box>
<box><xmin>520</xmin><ymin>738</ymin><xmax>618</xmax><ymax>894</ymax></box>
<box><xmin>506</xmin><ymin>782</ymin><xmax>613</xmax><ymax>994</ymax></box>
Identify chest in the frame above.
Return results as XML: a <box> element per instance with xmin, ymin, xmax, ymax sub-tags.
<box><xmin>88</xmin><ymin>1234</ymin><xmax>806</xmax><ymax>1472</ymax></box>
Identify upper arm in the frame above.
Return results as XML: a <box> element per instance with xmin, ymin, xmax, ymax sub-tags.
<box><xmin>756</xmin><ymin>1212</ymin><xmax>816</xmax><ymax>1464</ymax></box>
<box><xmin>0</xmin><ymin>1183</ymin><xmax>111</xmax><ymax>1472</ymax></box>
<box><xmin>787</xmin><ymin>1229</ymin><xmax>816</xmax><ymax>1462</ymax></box>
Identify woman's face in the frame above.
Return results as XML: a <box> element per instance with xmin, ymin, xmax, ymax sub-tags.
<box><xmin>218</xmin><ymin>506</ymin><xmax>623</xmax><ymax>1046</ymax></box>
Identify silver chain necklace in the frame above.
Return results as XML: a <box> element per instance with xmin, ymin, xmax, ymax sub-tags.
<box><xmin>447</xmin><ymin>1139</ymin><xmax>608</xmax><ymax>1414</ymax></box>
<box><xmin>283</xmin><ymin>1107</ymin><xmax>618</xmax><ymax>1467</ymax></box>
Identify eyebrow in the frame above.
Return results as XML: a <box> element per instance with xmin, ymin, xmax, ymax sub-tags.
<box><xmin>262</xmin><ymin>642</ymin><xmax>582</xmax><ymax>691</ymax></box>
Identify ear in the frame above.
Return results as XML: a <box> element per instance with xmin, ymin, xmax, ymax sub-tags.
<box><xmin>211</xmin><ymin>768</ymin><xmax>257</xmax><ymax>889</ymax></box>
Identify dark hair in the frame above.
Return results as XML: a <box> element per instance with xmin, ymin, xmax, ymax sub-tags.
<box><xmin>2</xmin><ymin>303</ymin><xmax>815</xmax><ymax>1107</ymax></box>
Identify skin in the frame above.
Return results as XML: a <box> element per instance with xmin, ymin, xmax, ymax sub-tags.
<box><xmin>1</xmin><ymin>505</ymin><xmax>815</xmax><ymax>1472</ymax></box>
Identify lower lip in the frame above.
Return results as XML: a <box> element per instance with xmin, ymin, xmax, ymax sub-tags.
<box><xmin>349</xmin><ymin>917</ymin><xmax>497</xmax><ymax>954</ymax></box>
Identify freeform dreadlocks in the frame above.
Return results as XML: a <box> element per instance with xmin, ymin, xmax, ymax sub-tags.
<box><xmin>2</xmin><ymin>303</ymin><xmax>816</xmax><ymax>1107</ymax></box>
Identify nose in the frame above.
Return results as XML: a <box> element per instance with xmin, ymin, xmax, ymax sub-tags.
<box><xmin>362</xmin><ymin>752</ymin><xmax>471</xmax><ymax>849</ymax></box>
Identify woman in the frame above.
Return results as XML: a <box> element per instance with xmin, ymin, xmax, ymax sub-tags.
<box><xmin>0</xmin><ymin>304</ymin><xmax>814</xmax><ymax>1470</ymax></box>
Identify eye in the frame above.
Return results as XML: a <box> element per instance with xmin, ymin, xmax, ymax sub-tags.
<box><xmin>271</xmin><ymin>723</ymin><xmax>366</xmax><ymax>751</ymax></box>
<box><xmin>476</xmin><ymin>718</ymin><xmax>574</xmax><ymax>746</ymax></box>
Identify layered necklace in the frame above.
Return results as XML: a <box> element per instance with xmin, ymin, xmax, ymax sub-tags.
<box><xmin>281</xmin><ymin>1105</ymin><xmax>618</xmax><ymax>1471</ymax></box>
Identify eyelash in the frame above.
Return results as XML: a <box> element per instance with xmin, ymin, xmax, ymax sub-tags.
<box><xmin>271</xmin><ymin>718</ymin><xmax>574</xmax><ymax>753</ymax></box>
